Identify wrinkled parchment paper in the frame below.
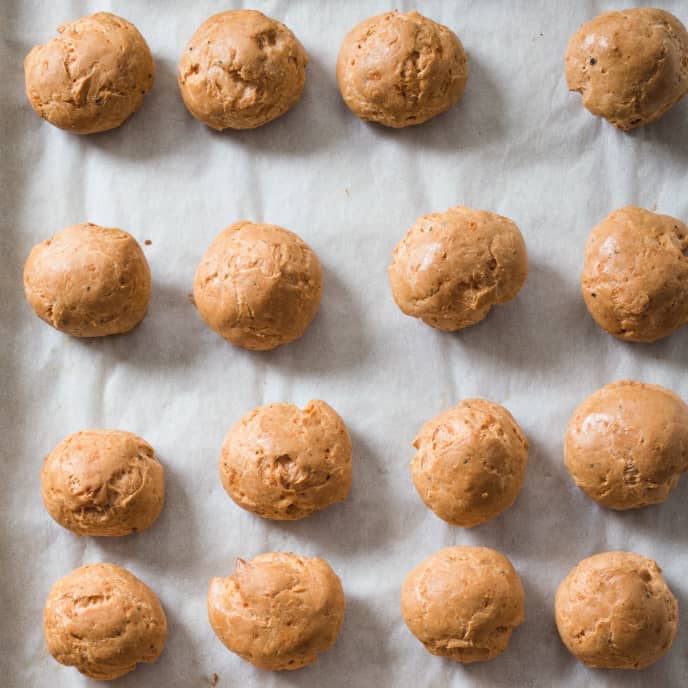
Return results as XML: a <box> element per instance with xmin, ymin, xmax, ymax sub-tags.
<box><xmin>2</xmin><ymin>1</ymin><xmax>688</xmax><ymax>685</ymax></box>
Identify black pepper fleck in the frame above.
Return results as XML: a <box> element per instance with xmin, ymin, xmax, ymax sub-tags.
<box><xmin>589</xmin><ymin>57</ymin><xmax>597</xmax><ymax>65</ymax></box>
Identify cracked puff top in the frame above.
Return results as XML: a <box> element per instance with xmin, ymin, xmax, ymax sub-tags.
<box><xmin>219</xmin><ymin>401</ymin><xmax>352</xmax><ymax>520</ymax></box>
<box><xmin>336</xmin><ymin>11</ymin><xmax>468</xmax><ymax>127</ymax></box>
<box><xmin>41</xmin><ymin>429</ymin><xmax>165</xmax><ymax>536</ymax></box>
<box><xmin>388</xmin><ymin>206</ymin><xmax>528</xmax><ymax>331</ymax></box>
<box><xmin>401</xmin><ymin>546</ymin><xmax>524</xmax><ymax>663</ymax></box>
<box><xmin>178</xmin><ymin>10</ymin><xmax>308</xmax><ymax>130</ymax></box>
<box><xmin>44</xmin><ymin>563</ymin><xmax>167</xmax><ymax>680</ymax></box>
<box><xmin>193</xmin><ymin>221</ymin><xmax>322</xmax><ymax>350</ymax></box>
<box><xmin>555</xmin><ymin>551</ymin><xmax>678</xmax><ymax>670</ymax></box>
<box><xmin>24</xmin><ymin>12</ymin><xmax>154</xmax><ymax>134</ymax></box>
<box><xmin>565</xmin><ymin>8</ymin><xmax>688</xmax><ymax>130</ymax></box>
<box><xmin>564</xmin><ymin>380</ymin><xmax>688</xmax><ymax>510</ymax></box>
<box><xmin>208</xmin><ymin>552</ymin><xmax>346</xmax><ymax>671</ymax></box>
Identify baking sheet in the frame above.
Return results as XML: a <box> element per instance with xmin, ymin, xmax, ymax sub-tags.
<box><xmin>2</xmin><ymin>1</ymin><xmax>688</xmax><ymax>685</ymax></box>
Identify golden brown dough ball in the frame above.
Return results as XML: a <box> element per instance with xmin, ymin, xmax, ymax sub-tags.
<box><xmin>565</xmin><ymin>380</ymin><xmax>688</xmax><ymax>510</ymax></box>
<box><xmin>388</xmin><ymin>206</ymin><xmax>528</xmax><ymax>331</ymax></box>
<box><xmin>44</xmin><ymin>563</ymin><xmax>167</xmax><ymax>680</ymax></box>
<box><xmin>581</xmin><ymin>206</ymin><xmax>688</xmax><ymax>342</ymax></box>
<box><xmin>193</xmin><ymin>221</ymin><xmax>322</xmax><ymax>350</ymax></box>
<box><xmin>208</xmin><ymin>552</ymin><xmax>345</xmax><ymax>670</ymax></box>
<box><xmin>401</xmin><ymin>546</ymin><xmax>524</xmax><ymax>663</ymax></box>
<box><xmin>565</xmin><ymin>8</ymin><xmax>688</xmax><ymax>130</ymax></box>
<box><xmin>555</xmin><ymin>551</ymin><xmax>678</xmax><ymax>670</ymax></box>
<box><xmin>411</xmin><ymin>399</ymin><xmax>528</xmax><ymax>527</ymax></box>
<box><xmin>178</xmin><ymin>10</ymin><xmax>307</xmax><ymax>130</ymax></box>
<box><xmin>24</xmin><ymin>12</ymin><xmax>154</xmax><ymax>134</ymax></box>
<box><xmin>41</xmin><ymin>429</ymin><xmax>165</xmax><ymax>536</ymax></box>
<box><xmin>219</xmin><ymin>401</ymin><xmax>352</xmax><ymax>520</ymax></box>
<box><xmin>23</xmin><ymin>223</ymin><xmax>151</xmax><ymax>337</ymax></box>
<box><xmin>336</xmin><ymin>10</ymin><xmax>468</xmax><ymax>127</ymax></box>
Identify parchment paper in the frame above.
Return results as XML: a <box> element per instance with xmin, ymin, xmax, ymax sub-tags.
<box><xmin>2</xmin><ymin>1</ymin><xmax>688</xmax><ymax>686</ymax></box>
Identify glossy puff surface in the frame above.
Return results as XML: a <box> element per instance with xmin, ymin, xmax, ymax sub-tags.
<box><xmin>411</xmin><ymin>399</ymin><xmax>528</xmax><ymax>527</ymax></box>
<box><xmin>337</xmin><ymin>10</ymin><xmax>468</xmax><ymax>127</ymax></box>
<box><xmin>208</xmin><ymin>552</ymin><xmax>345</xmax><ymax>670</ymax></box>
<box><xmin>555</xmin><ymin>551</ymin><xmax>678</xmax><ymax>669</ymax></box>
<box><xmin>24</xmin><ymin>223</ymin><xmax>151</xmax><ymax>337</ymax></box>
<box><xmin>565</xmin><ymin>8</ymin><xmax>688</xmax><ymax>130</ymax></box>
<box><xmin>44</xmin><ymin>563</ymin><xmax>167</xmax><ymax>680</ymax></box>
<box><xmin>24</xmin><ymin>12</ymin><xmax>154</xmax><ymax>134</ymax></box>
<box><xmin>581</xmin><ymin>206</ymin><xmax>688</xmax><ymax>342</ymax></box>
<box><xmin>41</xmin><ymin>429</ymin><xmax>165</xmax><ymax>536</ymax></box>
<box><xmin>178</xmin><ymin>10</ymin><xmax>307</xmax><ymax>130</ymax></box>
<box><xmin>401</xmin><ymin>546</ymin><xmax>524</xmax><ymax>663</ymax></box>
<box><xmin>565</xmin><ymin>380</ymin><xmax>688</xmax><ymax>509</ymax></box>
<box><xmin>389</xmin><ymin>206</ymin><xmax>527</xmax><ymax>331</ymax></box>
<box><xmin>193</xmin><ymin>221</ymin><xmax>322</xmax><ymax>350</ymax></box>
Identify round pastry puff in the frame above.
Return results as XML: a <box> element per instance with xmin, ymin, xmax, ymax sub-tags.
<box><xmin>24</xmin><ymin>12</ymin><xmax>154</xmax><ymax>134</ymax></box>
<box><xmin>208</xmin><ymin>552</ymin><xmax>346</xmax><ymax>670</ymax></box>
<box><xmin>44</xmin><ymin>563</ymin><xmax>167</xmax><ymax>680</ymax></box>
<box><xmin>411</xmin><ymin>399</ymin><xmax>528</xmax><ymax>527</ymax></box>
<box><xmin>337</xmin><ymin>10</ymin><xmax>468</xmax><ymax>127</ymax></box>
<box><xmin>41</xmin><ymin>429</ymin><xmax>165</xmax><ymax>536</ymax></box>
<box><xmin>24</xmin><ymin>222</ymin><xmax>151</xmax><ymax>337</ymax></box>
<box><xmin>178</xmin><ymin>10</ymin><xmax>308</xmax><ymax>130</ymax></box>
<box><xmin>581</xmin><ymin>206</ymin><xmax>688</xmax><ymax>343</ymax></box>
<box><xmin>564</xmin><ymin>380</ymin><xmax>688</xmax><ymax>510</ymax></box>
<box><xmin>555</xmin><ymin>551</ymin><xmax>678</xmax><ymax>670</ymax></box>
<box><xmin>389</xmin><ymin>206</ymin><xmax>528</xmax><ymax>331</ymax></box>
<box><xmin>565</xmin><ymin>8</ymin><xmax>688</xmax><ymax>130</ymax></box>
<box><xmin>193</xmin><ymin>221</ymin><xmax>323</xmax><ymax>350</ymax></box>
<box><xmin>219</xmin><ymin>400</ymin><xmax>352</xmax><ymax>520</ymax></box>
<box><xmin>401</xmin><ymin>546</ymin><xmax>524</xmax><ymax>663</ymax></box>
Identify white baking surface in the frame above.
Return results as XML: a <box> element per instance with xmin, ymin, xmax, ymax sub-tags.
<box><xmin>2</xmin><ymin>1</ymin><xmax>688</xmax><ymax>685</ymax></box>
